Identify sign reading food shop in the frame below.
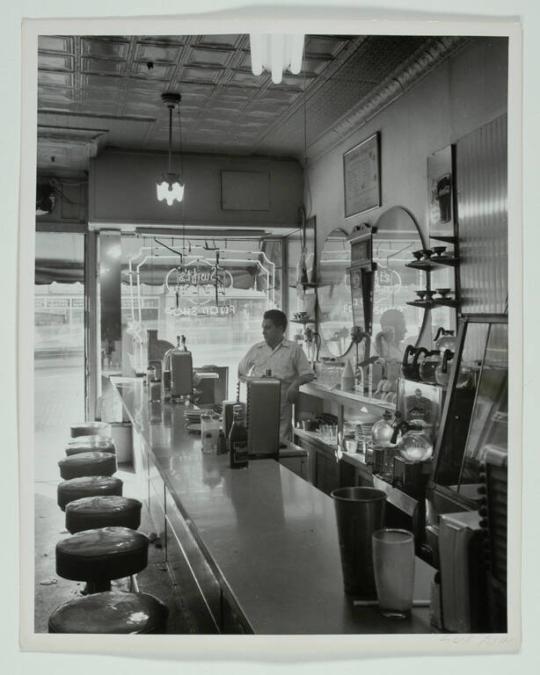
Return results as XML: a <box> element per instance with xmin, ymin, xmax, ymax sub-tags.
<box><xmin>164</xmin><ymin>261</ymin><xmax>234</xmax><ymax>314</ymax></box>
<box><xmin>170</xmin><ymin>304</ymin><xmax>237</xmax><ymax>317</ymax></box>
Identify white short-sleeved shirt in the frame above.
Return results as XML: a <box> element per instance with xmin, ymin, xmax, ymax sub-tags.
<box><xmin>238</xmin><ymin>338</ymin><xmax>313</xmax><ymax>390</ymax></box>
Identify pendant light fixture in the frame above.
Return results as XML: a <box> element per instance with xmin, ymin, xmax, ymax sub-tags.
<box><xmin>156</xmin><ymin>92</ymin><xmax>184</xmax><ymax>206</ymax></box>
<box><xmin>249</xmin><ymin>34</ymin><xmax>304</xmax><ymax>84</ymax></box>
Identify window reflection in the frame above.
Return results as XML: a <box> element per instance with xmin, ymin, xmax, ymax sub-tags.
<box><xmin>433</xmin><ymin>319</ymin><xmax>508</xmax><ymax>500</ymax></box>
<box><xmin>120</xmin><ymin>234</ymin><xmax>283</xmax><ymax>399</ymax></box>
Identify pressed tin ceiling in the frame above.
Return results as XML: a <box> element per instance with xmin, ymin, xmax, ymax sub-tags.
<box><xmin>37</xmin><ymin>33</ymin><xmax>467</xmax><ymax>177</ymax></box>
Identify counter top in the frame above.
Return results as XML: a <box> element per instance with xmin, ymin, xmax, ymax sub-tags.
<box><xmin>114</xmin><ymin>378</ymin><xmax>434</xmax><ymax>635</ymax></box>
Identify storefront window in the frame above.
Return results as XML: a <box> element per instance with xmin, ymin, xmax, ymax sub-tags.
<box><xmin>120</xmin><ymin>234</ymin><xmax>283</xmax><ymax>398</ymax></box>
<box><xmin>34</xmin><ymin>232</ymin><xmax>85</xmax><ymax>433</ymax></box>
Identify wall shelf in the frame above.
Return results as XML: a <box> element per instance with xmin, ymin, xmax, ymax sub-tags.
<box><xmin>300</xmin><ymin>381</ymin><xmax>394</xmax><ymax>414</ymax></box>
<box><xmin>430</xmin><ymin>255</ymin><xmax>459</xmax><ymax>267</ymax></box>
<box><xmin>429</xmin><ymin>235</ymin><xmax>457</xmax><ymax>244</ymax></box>
<box><xmin>406</xmin><ymin>260</ymin><xmax>438</xmax><ymax>272</ymax></box>
<box><xmin>407</xmin><ymin>297</ymin><xmax>457</xmax><ymax>309</ymax></box>
<box><xmin>291</xmin><ymin>317</ymin><xmax>316</xmax><ymax>325</ymax></box>
<box><xmin>407</xmin><ymin>299</ymin><xmax>434</xmax><ymax>309</ymax></box>
<box><xmin>406</xmin><ymin>256</ymin><xmax>459</xmax><ymax>271</ymax></box>
<box><xmin>433</xmin><ymin>297</ymin><xmax>458</xmax><ymax>307</ymax></box>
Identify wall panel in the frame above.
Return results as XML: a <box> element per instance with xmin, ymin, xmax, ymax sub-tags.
<box><xmin>457</xmin><ymin>115</ymin><xmax>508</xmax><ymax>314</ymax></box>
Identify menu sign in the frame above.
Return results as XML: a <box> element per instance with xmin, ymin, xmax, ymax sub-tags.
<box><xmin>343</xmin><ymin>132</ymin><xmax>381</xmax><ymax>217</ymax></box>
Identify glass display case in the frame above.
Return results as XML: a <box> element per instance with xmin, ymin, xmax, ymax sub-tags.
<box><xmin>430</xmin><ymin>315</ymin><xmax>508</xmax><ymax>511</ymax></box>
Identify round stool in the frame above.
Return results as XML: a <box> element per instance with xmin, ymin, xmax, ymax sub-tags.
<box><xmin>66</xmin><ymin>496</ymin><xmax>142</xmax><ymax>534</ymax></box>
<box><xmin>66</xmin><ymin>437</ymin><xmax>116</xmax><ymax>457</ymax></box>
<box><xmin>70</xmin><ymin>422</ymin><xmax>111</xmax><ymax>439</ymax></box>
<box><xmin>56</xmin><ymin>526</ymin><xmax>149</xmax><ymax>593</ymax></box>
<box><xmin>58</xmin><ymin>452</ymin><xmax>117</xmax><ymax>480</ymax></box>
<box><xmin>48</xmin><ymin>591</ymin><xmax>168</xmax><ymax>634</ymax></box>
<box><xmin>57</xmin><ymin>476</ymin><xmax>123</xmax><ymax>511</ymax></box>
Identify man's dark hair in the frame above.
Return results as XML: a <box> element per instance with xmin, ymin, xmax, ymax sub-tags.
<box><xmin>263</xmin><ymin>309</ymin><xmax>287</xmax><ymax>331</ymax></box>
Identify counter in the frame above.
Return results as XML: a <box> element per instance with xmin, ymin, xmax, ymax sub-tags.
<box><xmin>114</xmin><ymin>378</ymin><xmax>435</xmax><ymax>634</ymax></box>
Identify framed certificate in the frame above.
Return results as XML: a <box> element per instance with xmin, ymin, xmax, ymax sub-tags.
<box><xmin>343</xmin><ymin>132</ymin><xmax>381</xmax><ymax>218</ymax></box>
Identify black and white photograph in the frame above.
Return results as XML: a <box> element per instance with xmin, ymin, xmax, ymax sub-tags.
<box><xmin>9</xmin><ymin>3</ymin><xmax>531</xmax><ymax>668</ymax></box>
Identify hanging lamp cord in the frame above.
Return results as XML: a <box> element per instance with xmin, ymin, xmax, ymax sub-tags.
<box><xmin>167</xmin><ymin>104</ymin><xmax>173</xmax><ymax>174</ymax></box>
<box><xmin>178</xmin><ymin>104</ymin><xmax>183</xmax><ymax>182</ymax></box>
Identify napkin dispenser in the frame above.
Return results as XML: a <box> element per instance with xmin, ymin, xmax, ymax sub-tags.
<box><xmin>247</xmin><ymin>377</ymin><xmax>281</xmax><ymax>459</ymax></box>
<box><xmin>438</xmin><ymin>510</ymin><xmax>488</xmax><ymax>632</ymax></box>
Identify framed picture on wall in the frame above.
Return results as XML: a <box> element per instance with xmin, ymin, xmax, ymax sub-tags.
<box><xmin>343</xmin><ymin>132</ymin><xmax>381</xmax><ymax>218</ymax></box>
<box><xmin>427</xmin><ymin>145</ymin><xmax>455</xmax><ymax>237</ymax></box>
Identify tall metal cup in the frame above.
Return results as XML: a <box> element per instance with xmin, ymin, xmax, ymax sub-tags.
<box><xmin>331</xmin><ymin>486</ymin><xmax>387</xmax><ymax>597</ymax></box>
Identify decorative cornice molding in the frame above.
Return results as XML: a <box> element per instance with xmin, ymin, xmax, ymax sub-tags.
<box><xmin>308</xmin><ymin>36</ymin><xmax>469</xmax><ymax>162</ymax></box>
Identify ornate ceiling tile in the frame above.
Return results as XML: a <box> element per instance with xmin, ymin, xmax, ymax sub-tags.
<box><xmin>134</xmin><ymin>41</ymin><xmax>183</xmax><ymax>63</ymax></box>
<box><xmin>38</xmin><ymin>36</ymin><xmax>75</xmax><ymax>54</ymax></box>
<box><xmin>38</xmin><ymin>54</ymin><xmax>74</xmax><ymax>72</ymax></box>
<box><xmin>130</xmin><ymin>62</ymin><xmax>176</xmax><ymax>81</ymax></box>
<box><xmin>81</xmin><ymin>58</ymin><xmax>128</xmax><ymax>76</ymax></box>
<box><xmin>38</xmin><ymin>71</ymin><xmax>74</xmax><ymax>88</ymax></box>
<box><xmin>80</xmin><ymin>37</ymin><xmax>131</xmax><ymax>59</ymax></box>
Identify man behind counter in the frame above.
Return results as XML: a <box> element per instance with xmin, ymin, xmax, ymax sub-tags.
<box><xmin>238</xmin><ymin>309</ymin><xmax>315</xmax><ymax>444</ymax></box>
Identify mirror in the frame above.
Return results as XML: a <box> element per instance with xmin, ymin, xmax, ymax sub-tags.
<box><xmin>433</xmin><ymin>318</ymin><xmax>507</xmax><ymax>507</ymax></box>
<box><xmin>318</xmin><ymin>209</ymin><xmax>427</xmax><ymax>361</ymax></box>
<box><xmin>318</xmin><ymin>228</ymin><xmax>352</xmax><ymax>357</ymax></box>
<box><xmin>371</xmin><ymin>207</ymin><xmax>427</xmax><ymax>362</ymax></box>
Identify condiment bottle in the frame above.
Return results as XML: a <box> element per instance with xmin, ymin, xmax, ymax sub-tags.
<box><xmin>341</xmin><ymin>360</ymin><xmax>355</xmax><ymax>391</ymax></box>
<box><xmin>217</xmin><ymin>428</ymin><xmax>227</xmax><ymax>455</ymax></box>
<box><xmin>229</xmin><ymin>405</ymin><xmax>248</xmax><ymax>469</ymax></box>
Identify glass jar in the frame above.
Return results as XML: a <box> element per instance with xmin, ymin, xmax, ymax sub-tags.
<box><xmin>398</xmin><ymin>423</ymin><xmax>433</xmax><ymax>462</ymax></box>
<box><xmin>371</xmin><ymin>410</ymin><xmax>395</xmax><ymax>447</ymax></box>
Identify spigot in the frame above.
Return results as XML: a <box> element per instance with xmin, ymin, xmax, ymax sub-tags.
<box><xmin>390</xmin><ymin>412</ymin><xmax>406</xmax><ymax>445</ymax></box>
<box><xmin>354</xmin><ymin>364</ymin><xmax>364</xmax><ymax>390</ymax></box>
<box><xmin>350</xmin><ymin>326</ymin><xmax>369</xmax><ymax>344</ymax></box>
<box><xmin>335</xmin><ymin>430</ymin><xmax>344</xmax><ymax>462</ymax></box>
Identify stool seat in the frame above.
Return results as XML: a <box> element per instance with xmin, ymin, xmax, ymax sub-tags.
<box><xmin>48</xmin><ymin>591</ymin><xmax>168</xmax><ymax>634</ymax></box>
<box><xmin>66</xmin><ymin>438</ymin><xmax>116</xmax><ymax>456</ymax></box>
<box><xmin>57</xmin><ymin>476</ymin><xmax>123</xmax><ymax>511</ymax></box>
<box><xmin>58</xmin><ymin>452</ymin><xmax>117</xmax><ymax>480</ymax></box>
<box><xmin>71</xmin><ymin>421</ymin><xmax>111</xmax><ymax>438</ymax></box>
<box><xmin>56</xmin><ymin>526</ymin><xmax>149</xmax><ymax>584</ymax></box>
<box><xmin>66</xmin><ymin>496</ymin><xmax>142</xmax><ymax>533</ymax></box>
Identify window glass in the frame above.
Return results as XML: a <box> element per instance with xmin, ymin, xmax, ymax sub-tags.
<box><xmin>120</xmin><ymin>234</ymin><xmax>283</xmax><ymax>399</ymax></box>
<box><xmin>34</xmin><ymin>232</ymin><xmax>85</xmax><ymax>434</ymax></box>
<box><xmin>433</xmin><ymin>320</ymin><xmax>508</xmax><ymax>502</ymax></box>
<box><xmin>458</xmin><ymin>323</ymin><xmax>508</xmax><ymax>488</ymax></box>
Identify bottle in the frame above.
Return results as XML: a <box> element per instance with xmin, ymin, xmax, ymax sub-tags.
<box><xmin>223</xmin><ymin>381</ymin><xmax>244</xmax><ymax>440</ymax></box>
<box><xmin>202</xmin><ymin>431</ymin><xmax>214</xmax><ymax>454</ymax></box>
<box><xmin>341</xmin><ymin>360</ymin><xmax>355</xmax><ymax>391</ymax></box>
<box><xmin>371</xmin><ymin>410</ymin><xmax>397</xmax><ymax>479</ymax></box>
<box><xmin>229</xmin><ymin>405</ymin><xmax>248</xmax><ymax>469</ymax></box>
<box><xmin>162</xmin><ymin>344</ymin><xmax>175</xmax><ymax>401</ymax></box>
<box><xmin>200</xmin><ymin>413</ymin><xmax>213</xmax><ymax>453</ymax></box>
<box><xmin>208</xmin><ymin>413</ymin><xmax>221</xmax><ymax>453</ymax></box>
<box><xmin>217</xmin><ymin>428</ymin><xmax>227</xmax><ymax>455</ymax></box>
